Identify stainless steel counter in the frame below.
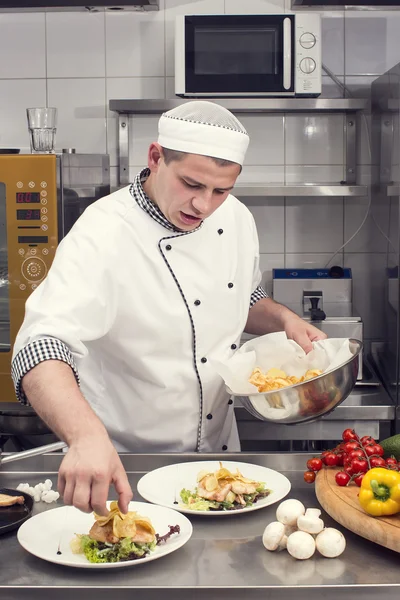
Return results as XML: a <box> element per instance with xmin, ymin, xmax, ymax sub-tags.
<box><xmin>1</xmin><ymin>452</ymin><xmax>399</xmax><ymax>600</ymax></box>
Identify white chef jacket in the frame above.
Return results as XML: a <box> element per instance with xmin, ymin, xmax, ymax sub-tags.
<box><xmin>12</xmin><ymin>170</ymin><xmax>265</xmax><ymax>453</ymax></box>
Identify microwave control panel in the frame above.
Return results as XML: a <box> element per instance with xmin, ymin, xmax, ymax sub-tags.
<box><xmin>295</xmin><ymin>13</ymin><xmax>321</xmax><ymax>95</ymax></box>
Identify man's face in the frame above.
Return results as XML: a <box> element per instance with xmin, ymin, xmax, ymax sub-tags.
<box><xmin>150</xmin><ymin>150</ymin><xmax>241</xmax><ymax>231</ymax></box>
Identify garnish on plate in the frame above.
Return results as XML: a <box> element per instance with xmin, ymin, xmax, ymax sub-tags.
<box><xmin>180</xmin><ymin>462</ymin><xmax>271</xmax><ymax>512</ymax></box>
<box><xmin>70</xmin><ymin>501</ymin><xmax>180</xmax><ymax>563</ymax></box>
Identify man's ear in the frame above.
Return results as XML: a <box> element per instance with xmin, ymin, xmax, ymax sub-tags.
<box><xmin>147</xmin><ymin>143</ymin><xmax>163</xmax><ymax>171</ymax></box>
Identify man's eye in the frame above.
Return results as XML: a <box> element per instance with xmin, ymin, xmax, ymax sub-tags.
<box><xmin>183</xmin><ymin>181</ymin><xmax>199</xmax><ymax>189</ymax></box>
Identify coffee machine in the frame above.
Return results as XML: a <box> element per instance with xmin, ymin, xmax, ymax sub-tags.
<box><xmin>272</xmin><ymin>267</ymin><xmax>363</xmax><ymax>379</ymax></box>
<box><xmin>0</xmin><ymin>152</ymin><xmax>110</xmax><ymax>402</ymax></box>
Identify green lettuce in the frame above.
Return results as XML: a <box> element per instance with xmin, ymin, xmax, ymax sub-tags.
<box><xmin>78</xmin><ymin>535</ymin><xmax>155</xmax><ymax>564</ymax></box>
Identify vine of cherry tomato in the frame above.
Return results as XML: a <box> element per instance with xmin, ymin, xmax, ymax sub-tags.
<box><xmin>303</xmin><ymin>428</ymin><xmax>391</xmax><ymax>487</ymax></box>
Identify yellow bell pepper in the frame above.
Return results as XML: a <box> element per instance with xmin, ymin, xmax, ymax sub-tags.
<box><xmin>359</xmin><ymin>468</ymin><xmax>400</xmax><ymax>517</ymax></box>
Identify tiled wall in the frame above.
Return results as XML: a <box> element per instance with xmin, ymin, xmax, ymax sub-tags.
<box><xmin>0</xmin><ymin>1</ymin><xmax>399</xmax><ymax>341</ymax></box>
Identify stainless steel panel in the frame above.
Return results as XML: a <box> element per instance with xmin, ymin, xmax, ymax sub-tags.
<box><xmin>1</xmin><ymin>452</ymin><xmax>400</xmax><ymax>600</ymax></box>
<box><xmin>233</xmin><ymin>184</ymin><xmax>368</xmax><ymax>197</ymax></box>
<box><xmin>58</xmin><ymin>153</ymin><xmax>111</xmax><ymax>239</ymax></box>
<box><xmin>237</xmin><ymin>419</ymin><xmax>381</xmax><ymax>440</ymax></box>
<box><xmin>273</xmin><ymin>277</ymin><xmax>353</xmax><ymax>305</ymax></box>
<box><xmin>371</xmin><ymin>63</ymin><xmax>400</xmax><ymax>418</ymax></box>
<box><xmin>118</xmin><ymin>115</ymin><xmax>130</xmax><ymax>187</ymax></box>
<box><xmin>109</xmin><ymin>99</ymin><xmax>368</xmax><ymax>114</ymax></box>
<box><xmin>0</xmin><ymin>1</ymin><xmax>159</xmax><ymax>12</ymax></box>
<box><xmin>345</xmin><ymin>113</ymin><xmax>357</xmax><ymax>185</ymax></box>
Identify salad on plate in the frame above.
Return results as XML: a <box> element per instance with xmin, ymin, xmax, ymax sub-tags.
<box><xmin>70</xmin><ymin>501</ymin><xmax>180</xmax><ymax>564</ymax></box>
<box><xmin>180</xmin><ymin>462</ymin><xmax>271</xmax><ymax>512</ymax></box>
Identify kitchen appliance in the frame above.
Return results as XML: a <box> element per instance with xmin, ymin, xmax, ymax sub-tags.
<box><xmin>175</xmin><ymin>13</ymin><xmax>321</xmax><ymax>98</ymax></box>
<box><xmin>0</xmin><ymin>152</ymin><xmax>110</xmax><ymax>402</ymax></box>
<box><xmin>0</xmin><ymin>1</ymin><xmax>158</xmax><ymax>11</ymax></box>
<box><xmin>272</xmin><ymin>267</ymin><xmax>363</xmax><ymax>379</ymax></box>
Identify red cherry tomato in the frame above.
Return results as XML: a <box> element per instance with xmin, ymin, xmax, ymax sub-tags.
<box><xmin>348</xmin><ymin>449</ymin><xmax>364</xmax><ymax>460</ymax></box>
<box><xmin>321</xmin><ymin>450</ymin><xmax>332</xmax><ymax>465</ymax></box>
<box><xmin>306</xmin><ymin>458</ymin><xmax>323</xmax><ymax>472</ymax></box>
<box><xmin>360</xmin><ymin>436</ymin><xmax>376</xmax><ymax>446</ymax></box>
<box><xmin>354</xmin><ymin>473</ymin><xmax>365</xmax><ymax>487</ymax></box>
<box><xmin>304</xmin><ymin>471</ymin><xmax>316</xmax><ymax>483</ymax></box>
<box><xmin>324</xmin><ymin>452</ymin><xmax>339</xmax><ymax>467</ymax></box>
<box><xmin>370</xmin><ymin>456</ymin><xmax>386</xmax><ymax>468</ymax></box>
<box><xmin>350</xmin><ymin>458</ymin><xmax>368</xmax><ymax>474</ymax></box>
<box><xmin>336</xmin><ymin>452</ymin><xmax>345</xmax><ymax>466</ymax></box>
<box><xmin>343</xmin><ymin>441</ymin><xmax>360</xmax><ymax>454</ymax></box>
<box><xmin>364</xmin><ymin>444</ymin><xmax>377</xmax><ymax>457</ymax></box>
<box><xmin>342</xmin><ymin>428</ymin><xmax>358</xmax><ymax>442</ymax></box>
<box><xmin>385</xmin><ymin>457</ymin><xmax>398</xmax><ymax>467</ymax></box>
<box><xmin>335</xmin><ymin>471</ymin><xmax>351</xmax><ymax>486</ymax></box>
<box><xmin>372</xmin><ymin>444</ymin><xmax>384</xmax><ymax>457</ymax></box>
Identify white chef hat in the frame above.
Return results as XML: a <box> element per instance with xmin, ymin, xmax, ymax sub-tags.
<box><xmin>158</xmin><ymin>101</ymin><xmax>249</xmax><ymax>166</ymax></box>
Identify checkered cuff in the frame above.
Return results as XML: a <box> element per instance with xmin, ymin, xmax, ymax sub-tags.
<box><xmin>11</xmin><ymin>338</ymin><xmax>80</xmax><ymax>405</ymax></box>
<box><xmin>250</xmin><ymin>285</ymin><xmax>268</xmax><ymax>308</ymax></box>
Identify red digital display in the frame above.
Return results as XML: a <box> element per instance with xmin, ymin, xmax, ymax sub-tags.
<box><xmin>16</xmin><ymin>192</ymin><xmax>41</xmax><ymax>204</ymax></box>
<box><xmin>17</xmin><ymin>209</ymin><xmax>41</xmax><ymax>220</ymax></box>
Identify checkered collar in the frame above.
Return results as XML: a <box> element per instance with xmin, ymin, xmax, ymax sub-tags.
<box><xmin>129</xmin><ymin>168</ymin><xmax>202</xmax><ymax>234</ymax></box>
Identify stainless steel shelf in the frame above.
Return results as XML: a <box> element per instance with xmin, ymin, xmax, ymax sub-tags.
<box><xmin>233</xmin><ymin>183</ymin><xmax>368</xmax><ymax>197</ymax></box>
<box><xmin>110</xmin><ymin>98</ymin><xmax>366</xmax><ymax>187</ymax></box>
<box><xmin>109</xmin><ymin>98</ymin><xmax>368</xmax><ymax>114</ymax></box>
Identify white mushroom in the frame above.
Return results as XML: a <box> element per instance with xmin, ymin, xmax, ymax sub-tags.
<box><xmin>304</xmin><ymin>508</ymin><xmax>321</xmax><ymax>518</ymax></box>
<box><xmin>283</xmin><ymin>524</ymin><xmax>298</xmax><ymax>537</ymax></box>
<box><xmin>276</xmin><ymin>499</ymin><xmax>305</xmax><ymax>526</ymax></box>
<box><xmin>262</xmin><ymin>522</ymin><xmax>286</xmax><ymax>551</ymax></box>
<box><xmin>297</xmin><ymin>512</ymin><xmax>324</xmax><ymax>535</ymax></box>
<box><xmin>277</xmin><ymin>535</ymin><xmax>288</xmax><ymax>551</ymax></box>
<box><xmin>286</xmin><ymin>531</ymin><xmax>316</xmax><ymax>560</ymax></box>
<box><xmin>315</xmin><ymin>528</ymin><xmax>346</xmax><ymax>558</ymax></box>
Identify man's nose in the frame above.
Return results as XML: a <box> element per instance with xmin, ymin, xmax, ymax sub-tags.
<box><xmin>192</xmin><ymin>190</ymin><xmax>213</xmax><ymax>214</ymax></box>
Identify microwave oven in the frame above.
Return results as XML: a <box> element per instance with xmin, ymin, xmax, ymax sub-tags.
<box><xmin>0</xmin><ymin>152</ymin><xmax>110</xmax><ymax>402</ymax></box>
<box><xmin>175</xmin><ymin>14</ymin><xmax>321</xmax><ymax>98</ymax></box>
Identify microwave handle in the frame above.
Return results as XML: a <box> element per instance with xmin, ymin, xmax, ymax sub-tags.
<box><xmin>283</xmin><ymin>18</ymin><xmax>291</xmax><ymax>91</ymax></box>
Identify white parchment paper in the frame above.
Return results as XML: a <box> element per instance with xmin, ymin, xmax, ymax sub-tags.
<box><xmin>210</xmin><ymin>332</ymin><xmax>353</xmax><ymax>396</ymax></box>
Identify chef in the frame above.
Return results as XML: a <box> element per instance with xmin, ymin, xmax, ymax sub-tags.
<box><xmin>11</xmin><ymin>101</ymin><xmax>326</xmax><ymax>515</ymax></box>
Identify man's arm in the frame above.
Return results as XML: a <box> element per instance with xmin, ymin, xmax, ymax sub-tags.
<box><xmin>245</xmin><ymin>297</ymin><xmax>326</xmax><ymax>353</ymax></box>
<box><xmin>22</xmin><ymin>360</ymin><xmax>132</xmax><ymax>516</ymax></box>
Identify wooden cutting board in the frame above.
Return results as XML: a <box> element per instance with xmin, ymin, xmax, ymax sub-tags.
<box><xmin>315</xmin><ymin>468</ymin><xmax>400</xmax><ymax>553</ymax></box>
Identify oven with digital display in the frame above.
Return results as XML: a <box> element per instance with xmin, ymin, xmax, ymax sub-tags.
<box><xmin>0</xmin><ymin>152</ymin><xmax>110</xmax><ymax>402</ymax></box>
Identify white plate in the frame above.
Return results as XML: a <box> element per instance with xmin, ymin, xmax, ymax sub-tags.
<box><xmin>137</xmin><ymin>461</ymin><xmax>291</xmax><ymax>516</ymax></box>
<box><xmin>17</xmin><ymin>501</ymin><xmax>193</xmax><ymax>569</ymax></box>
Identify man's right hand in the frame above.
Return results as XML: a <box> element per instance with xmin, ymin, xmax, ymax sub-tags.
<box><xmin>58</xmin><ymin>434</ymin><xmax>133</xmax><ymax>516</ymax></box>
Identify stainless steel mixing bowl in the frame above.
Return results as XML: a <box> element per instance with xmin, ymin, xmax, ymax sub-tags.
<box><xmin>234</xmin><ymin>338</ymin><xmax>362</xmax><ymax>425</ymax></box>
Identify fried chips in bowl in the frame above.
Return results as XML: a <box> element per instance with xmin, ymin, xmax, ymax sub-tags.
<box><xmin>248</xmin><ymin>367</ymin><xmax>323</xmax><ymax>393</ymax></box>
<box><xmin>210</xmin><ymin>334</ymin><xmax>361</xmax><ymax>424</ymax></box>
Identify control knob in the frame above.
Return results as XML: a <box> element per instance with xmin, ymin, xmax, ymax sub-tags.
<box><xmin>299</xmin><ymin>57</ymin><xmax>316</xmax><ymax>74</ymax></box>
<box><xmin>300</xmin><ymin>32</ymin><xmax>316</xmax><ymax>49</ymax></box>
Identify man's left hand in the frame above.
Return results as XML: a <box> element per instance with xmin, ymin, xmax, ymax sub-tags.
<box><xmin>284</xmin><ymin>315</ymin><xmax>327</xmax><ymax>354</ymax></box>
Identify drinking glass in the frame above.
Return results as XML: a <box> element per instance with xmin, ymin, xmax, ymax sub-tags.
<box><xmin>26</xmin><ymin>107</ymin><xmax>57</xmax><ymax>154</ymax></box>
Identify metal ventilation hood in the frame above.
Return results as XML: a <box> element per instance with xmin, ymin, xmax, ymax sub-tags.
<box><xmin>0</xmin><ymin>0</ymin><xmax>158</xmax><ymax>11</ymax></box>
